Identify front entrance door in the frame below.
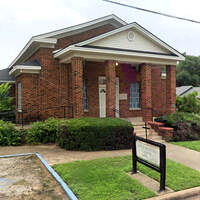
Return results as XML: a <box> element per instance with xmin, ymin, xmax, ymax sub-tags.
<box><xmin>99</xmin><ymin>76</ymin><xmax>119</xmax><ymax>118</ymax></box>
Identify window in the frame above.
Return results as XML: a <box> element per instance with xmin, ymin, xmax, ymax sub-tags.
<box><xmin>17</xmin><ymin>82</ymin><xmax>22</xmax><ymax>111</ymax></box>
<box><xmin>130</xmin><ymin>83</ymin><xmax>140</xmax><ymax>109</ymax></box>
<box><xmin>83</xmin><ymin>80</ymin><xmax>88</xmax><ymax>111</ymax></box>
<box><xmin>161</xmin><ymin>66</ymin><xmax>166</xmax><ymax>78</ymax></box>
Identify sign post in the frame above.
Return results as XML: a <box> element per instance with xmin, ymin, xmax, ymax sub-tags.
<box><xmin>132</xmin><ymin>133</ymin><xmax>166</xmax><ymax>191</ymax></box>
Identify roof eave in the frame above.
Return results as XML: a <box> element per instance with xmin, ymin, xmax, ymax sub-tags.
<box><xmin>8</xmin><ymin>38</ymin><xmax>57</xmax><ymax>69</ymax></box>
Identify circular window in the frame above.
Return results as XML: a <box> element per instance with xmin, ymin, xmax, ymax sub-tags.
<box><xmin>127</xmin><ymin>31</ymin><xmax>135</xmax><ymax>41</ymax></box>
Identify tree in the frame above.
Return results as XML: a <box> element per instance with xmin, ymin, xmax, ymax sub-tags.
<box><xmin>176</xmin><ymin>91</ymin><xmax>200</xmax><ymax>113</ymax></box>
<box><xmin>0</xmin><ymin>83</ymin><xmax>14</xmax><ymax>111</ymax></box>
<box><xmin>176</xmin><ymin>54</ymin><xmax>200</xmax><ymax>86</ymax></box>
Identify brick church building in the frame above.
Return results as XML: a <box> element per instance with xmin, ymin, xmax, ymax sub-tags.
<box><xmin>1</xmin><ymin>15</ymin><xmax>184</xmax><ymax>123</ymax></box>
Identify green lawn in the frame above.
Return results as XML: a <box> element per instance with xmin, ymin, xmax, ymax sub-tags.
<box><xmin>172</xmin><ymin>140</ymin><xmax>200</xmax><ymax>152</ymax></box>
<box><xmin>53</xmin><ymin>156</ymin><xmax>200</xmax><ymax>200</ymax></box>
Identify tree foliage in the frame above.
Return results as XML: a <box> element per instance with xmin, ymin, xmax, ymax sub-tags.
<box><xmin>176</xmin><ymin>54</ymin><xmax>200</xmax><ymax>86</ymax></box>
<box><xmin>0</xmin><ymin>83</ymin><xmax>14</xmax><ymax>111</ymax></box>
<box><xmin>176</xmin><ymin>91</ymin><xmax>200</xmax><ymax>113</ymax></box>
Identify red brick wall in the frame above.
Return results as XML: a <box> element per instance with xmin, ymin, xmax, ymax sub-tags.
<box><xmin>14</xmin><ymin>22</ymin><xmax>176</xmax><ymax>122</ymax></box>
<box><xmin>84</xmin><ymin>61</ymin><xmax>105</xmax><ymax>117</ymax></box>
<box><xmin>117</xmin><ymin>64</ymin><xmax>142</xmax><ymax>118</ymax></box>
<box><xmin>15</xmin><ymin>24</ymin><xmax>116</xmax><ymax>122</ymax></box>
<box><xmin>55</xmin><ymin>24</ymin><xmax>115</xmax><ymax>49</ymax></box>
<box><xmin>105</xmin><ymin>60</ymin><xmax>116</xmax><ymax>117</ymax></box>
<box><xmin>16</xmin><ymin>74</ymin><xmax>39</xmax><ymax>123</ymax></box>
<box><xmin>71</xmin><ymin>57</ymin><xmax>84</xmax><ymax>118</ymax></box>
<box><xmin>166</xmin><ymin>65</ymin><xmax>176</xmax><ymax>113</ymax></box>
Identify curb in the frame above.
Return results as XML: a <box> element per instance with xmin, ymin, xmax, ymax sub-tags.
<box><xmin>147</xmin><ymin>186</ymin><xmax>200</xmax><ymax>200</ymax></box>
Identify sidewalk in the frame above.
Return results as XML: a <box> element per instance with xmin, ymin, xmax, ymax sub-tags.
<box><xmin>0</xmin><ymin>142</ymin><xmax>200</xmax><ymax>171</ymax></box>
<box><xmin>0</xmin><ymin>144</ymin><xmax>131</xmax><ymax>165</ymax></box>
<box><xmin>162</xmin><ymin>141</ymin><xmax>200</xmax><ymax>172</ymax></box>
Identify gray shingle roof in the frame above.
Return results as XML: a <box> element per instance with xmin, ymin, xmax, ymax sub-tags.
<box><xmin>176</xmin><ymin>85</ymin><xmax>200</xmax><ymax>98</ymax></box>
<box><xmin>20</xmin><ymin>60</ymin><xmax>41</xmax><ymax>66</ymax></box>
<box><xmin>176</xmin><ymin>86</ymin><xmax>193</xmax><ymax>96</ymax></box>
<box><xmin>183</xmin><ymin>87</ymin><xmax>200</xmax><ymax>98</ymax></box>
<box><xmin>0</xmin><ymin>60</ymin><xmax>40</xmax><ymax>83</ymax></box>
<box><xmin>0</xmin><ymin>68</ymin><xmax>15</xmax><ymax>82</ymax></box>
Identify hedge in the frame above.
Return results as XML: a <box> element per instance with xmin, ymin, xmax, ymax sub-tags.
<box><xmin>57</xmin><ymin>117</ymin><xmax>133</xmax><ymax>151</ymax></box>
<box><xmin>0</xmin><ymin>117</ymin><xmax>133</xmax><ymax>151</ymax></box>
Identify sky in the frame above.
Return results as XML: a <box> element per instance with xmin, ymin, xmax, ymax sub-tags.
<box><xmin>1</xmin><ymin>0</ymin><xmax>200</xmax><ymax>69</ymax></box>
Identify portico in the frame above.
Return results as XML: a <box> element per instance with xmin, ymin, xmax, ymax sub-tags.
<box><xmin>54</xmin><ymin>22</ymin><xmax>182</xmax><ymax>121</ymax></box>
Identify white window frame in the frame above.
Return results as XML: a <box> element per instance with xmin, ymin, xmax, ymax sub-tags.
<box><xmin>130</xmin><ymin>83</ymin><xmax>140</xmax><ymax>109</ymax></box>
<box><xmin>83</xmin><ymin>80</ymin><xmax>88</xmax><ymax>111</ymax></box>
<box><xmin>17</xmin><ymin>82</ymin><xmax>22</xmax><ymax>112</ymax></box>
<box><xmin>161</xmin><ymin>66</ymin><xmax>166</xmax><ymax>79</ymax></box>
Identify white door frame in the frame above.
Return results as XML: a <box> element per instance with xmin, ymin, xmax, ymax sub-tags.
<box><xmin>99</xmin><ymin>76</ymin><xmax>119</xmax><ymax>118</ymax></box>
<box><xmin>115</xmin><ymin>77</ymin><xmax>119</xmax><ymax>118</ymax></box>
<box><xmin>99</xmin><ymin>76</ymin><xmax>106</xmax><ymax>118</ymax></box>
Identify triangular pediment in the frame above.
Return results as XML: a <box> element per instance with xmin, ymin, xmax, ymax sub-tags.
<box><xmin>90</xmin><ymin>28</ymin><xmax>170</xmax><ymax>54</ymax></box>
<box><xmin>76</xmin><ymin>23</ymin><xmax>184</xmax><ymax>59</ymax></box>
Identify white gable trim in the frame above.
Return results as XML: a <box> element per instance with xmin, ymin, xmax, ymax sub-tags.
<box><xmin>8</xmin><ymin>15</ymin><xmax>126</xmax><ymax>69</ymax></box>
<box><xmin>34</xmin><ymin>14</ymin><xmax>127</xmax><ymax>39</ymax></box>
<box><xmin>8</xmin><ymin>38</ymin><xmax>57</xmax><ymax>69</ymax></box>
<box><xmin>74</xmin><ymin>22</ymin><xmax>184</xmax><ymax>60</ymax></box>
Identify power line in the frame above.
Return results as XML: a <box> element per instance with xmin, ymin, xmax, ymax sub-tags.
<box><xmin>103</xmin><ymin>0</ymin><xmax>200</xmax><ymax>24</ymax></box>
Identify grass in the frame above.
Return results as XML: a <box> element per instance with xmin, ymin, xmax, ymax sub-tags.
<box><xmin>171</xmin><ymin>140</ymin><xmax>200</xmax><ymax>152</ymax></box>
<box><xmin>53</xmin><ymin>156</ymin><xmax>200</xmax><ymax>200</ymax></box>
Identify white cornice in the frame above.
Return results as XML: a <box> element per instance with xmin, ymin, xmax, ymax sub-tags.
<box><xmin>0</xmin><ymin>80</ymin><xmax>15</xmax><ymax>83</ymax></box>
<box><xmin>9</xmin><ymin>65</ymin><xmax>41</xmax><ymax>77</ymax></box>
<box><xmin>55</xmin><ymin>46</ymin><xmax>180</xmax><ymax>65</ymax></box>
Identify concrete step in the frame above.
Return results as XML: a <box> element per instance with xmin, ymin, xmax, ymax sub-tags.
<box><xmin>135</xmin><ymin>129</ymin><xmax>146</xmax><ymax>134</ymax></box>
<box><xmin>135</xmin><ymin>132</ymin><xmax>163</xmax><ymax>141</ymax></box>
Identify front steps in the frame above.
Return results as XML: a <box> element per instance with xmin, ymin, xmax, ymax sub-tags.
<box><xmin>122</xmin><ymin>117</ymin><xmax>163</xmax><ymax>142</ymax></box>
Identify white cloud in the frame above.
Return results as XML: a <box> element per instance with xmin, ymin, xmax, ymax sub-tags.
<box><xmin>0</xmin><ymin>0</ymin><xmax>200</xmax><ymax>69</ymax></box>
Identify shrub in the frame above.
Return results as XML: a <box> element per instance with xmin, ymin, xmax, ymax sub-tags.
<box><xmin>155</xmin><ymin>112</ymin><xmax>200</xmax><ymax>141</ymax></box>
<box><xmin>0</xmin><ymin>120</ymin><xmax>22</xmax><ymax>146</ymax></box>
<box><xmin>57</xmin><ymin>117</ymin><xmax>133</xmax><ymax>151</ymax></box>
<box><xmin>0</xmin><ymin>83</ymin><xmax>14</xmax><ymax>111</ymax></box>
<box><xmin>26</xmin><ymin>118</ymin><xmax>62</xmax><ymax>144</ymax></box>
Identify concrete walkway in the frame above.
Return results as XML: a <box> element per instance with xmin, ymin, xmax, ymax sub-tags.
<box><xmin>162</xmin><ymin>141</ymin><xmax>200</xmax><ymax>172</ymax></box>
<box><xmin>0</xmin><ymin>142</ymin><xmax>200</xmax><ymax>171</ymax></box>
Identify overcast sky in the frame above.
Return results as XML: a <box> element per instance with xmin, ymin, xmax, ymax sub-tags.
<box><xmin>1</xmin><ymin>0</ymin><xmax>200</xmax><ymax>69</ymax></box>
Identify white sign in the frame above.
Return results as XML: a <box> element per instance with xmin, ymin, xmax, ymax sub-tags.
<box><xmin>136</xmin><ymin>140</ymin><xmax>160</xmax><ymax>167</ymax></box>
<box><xmin>119</xmin><ymin>93</ymin><xmax>127</xmax><ymax>100</ymax></box>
